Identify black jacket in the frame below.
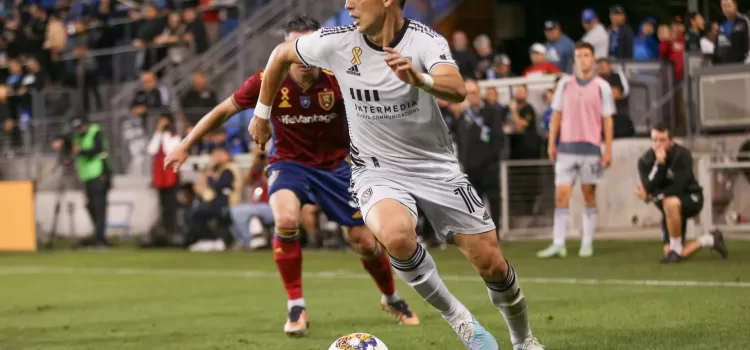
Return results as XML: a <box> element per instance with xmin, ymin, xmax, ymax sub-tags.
<box><xmin>609</xmin><ymin>24</ymin><xmax>635</xmax><ymax>59</ymax></box>
<box><xmin>714</xmin><ymin>14</ymin><xmax>750</xmax><ymax>64</ymax></box>
<box><xmin>637</xmin><ymin>144</ymin><xmax>701</xmax><ymax>199</ymax></box>
<box><xmin>451</xmin><ymin>103</ymin><xmax>505</xmax><ymax>174</ymax></box>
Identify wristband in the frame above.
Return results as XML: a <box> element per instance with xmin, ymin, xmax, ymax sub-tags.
<box><xmin>419</xmin><ymin>73</ymin><xmax>434</xmax><ymax>91</ymax></box>
<box><xmin>254</xmin><ymin>102</ymin><xmax>272</xmax><ymax>120</ymax></box>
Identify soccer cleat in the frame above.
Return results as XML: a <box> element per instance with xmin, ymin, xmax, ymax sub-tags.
<box><xmin>283</xmin><ymin>306</ymin><xmax>309</xmax><ymax>337</ymax></box>
<box><xmin>515</xmin><ymin>337</ymin><xmax>546</xmax><ymax>350</ymax></box>
<box><xmin>451</xmin><ymin>314</ymin><xmax>499</xmax><ymax>350</ymax></box>
<box><xmin>578</xmin><ymin>244</ymin><xmax>594</xmax><ymax>257</ymax></box>
<box><xmin>536</xmin><ymin>244</ymin><xmax>567</xmax><ymax>259</ymax></box>
<box><xmin>381</xmin><ymin>299</ymin><xmax>420</xmax><ymax>325</ymax></box>
<box><xmin>711</xmin><ymin>230</ymin><xmax>728</xmax><ymax>258</ymax></box>
<box><xmin>659</xmin><ymin>250</ymin><xmax>685</xmax><ymax>264</ymax></box>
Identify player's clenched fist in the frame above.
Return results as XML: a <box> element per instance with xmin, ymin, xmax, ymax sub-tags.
<box><xmin>249</xmin><ymin>116</ymin><xmax>272</xmax><ymax>151</ymax></box>
<box><xmin>383</xmin><ymin>47</ymin><xmax>425</xmax><ymax>87</ymax></box>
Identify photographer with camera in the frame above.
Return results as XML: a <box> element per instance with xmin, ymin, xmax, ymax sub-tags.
<box><xmin>147</xmin><ymin>114</ymin><xmax>181</xmax><ymax>240</ymax></box>
<box><xmin>69</xmin><ymin>117</ymin><xmax>111</xmax><ymax>247</ymax></box>
<box><xmin>187</xmin><ymin>146</ymin><xmax>242</xmax><ymax>252</ymax></box>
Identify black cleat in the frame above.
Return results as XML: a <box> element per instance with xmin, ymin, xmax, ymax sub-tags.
<box><xmin>659</xmin><ymin>250</ymin><xmax>685</xmax><ymax>264</ymax></box>
<box><xmin>711</xmin><ymin>230</ymin><xmax>728</xmax><ymax>258</ymax></box>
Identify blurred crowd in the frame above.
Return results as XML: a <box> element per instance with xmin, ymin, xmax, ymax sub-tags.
<box><xmin>0</xmin><ymin>0</ymin><xmax>255</xmax><ymax>157</ymax></box>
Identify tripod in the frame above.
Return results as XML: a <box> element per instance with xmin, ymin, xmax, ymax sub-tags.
<box><xmin>41</xmin><ymin>164</ymin><xmax>78</xmax><ymax>250</ymax></box>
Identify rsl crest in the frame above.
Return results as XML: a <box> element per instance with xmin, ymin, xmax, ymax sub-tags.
<box><xmin>318</xmin><ymin>91</ymin><xmax>335</xmax><ymax>111</ymax></box>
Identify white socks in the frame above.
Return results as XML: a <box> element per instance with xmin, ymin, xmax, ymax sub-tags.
<box><xmin>553</xmin><ymin>208</ymin><xmax>569</xmax><ymax>246</ymax></box>
<box><xmin>383</xmin><ymin>292</ymin><xmax>401</xmax><ymax>304</ymax></box>
<box><xmin>582</xmin><ymin>206</ymin><xmax>597</xmax><ymax>245</ymax></box>
<box><xmin>389</xmin><ymin>245</ymin><xmax>468</xmax><ymax>325</ymax></box>
<box><xmin>669</xmin><ymin>237</ymin><xmax>684</xmax><ymax>255</ymax></box>
<box><xmin>287</xmin><ymin>298</ymin><xmax>305</xmax><ymax>311</ymax></box>
<box><xmin>485</xmin><ymin>263</ymin><xmax>533</xmax><ymax>346</ymax></box>
<box><xmin>698</xmin><ymin>234</ymin><xmax>715</xmax><ymax>247</ymax></box>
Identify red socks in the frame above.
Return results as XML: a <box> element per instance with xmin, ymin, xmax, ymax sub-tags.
<box><xmin>273</xmin><ymin>228</ymin><xmax>303</xmax><ymax>301</ymax></box>
<box><xmin>360</xmin><ymin>244</ymin><xmax>396</xmax><ymax>297</ymax></box>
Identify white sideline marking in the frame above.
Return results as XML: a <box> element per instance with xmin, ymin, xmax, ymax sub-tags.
<box><xmin>0</xmin><ymin>266</ymin><xmax>749</xmax><ymax>288</ymax></box>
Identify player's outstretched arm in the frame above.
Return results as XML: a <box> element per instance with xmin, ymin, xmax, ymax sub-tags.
<box><xmin>249</xmin><ymin>41</ymin><xmax>303</xmax><ymax>150</ymax></box>
<box><xmin>163</xmin><ymin>97</ymin><xmax>240</xmax><ymax>171</ymax></box>
<box><xmin>383</xmin><ymin>47</ymin><xmax>466</xmax><ymax>103</ymax></box>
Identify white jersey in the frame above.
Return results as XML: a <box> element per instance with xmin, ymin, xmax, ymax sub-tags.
<box><xmin>295</xmin><ymin>20</ymin><xmax>459</xmax><ymax>179</ymax></box>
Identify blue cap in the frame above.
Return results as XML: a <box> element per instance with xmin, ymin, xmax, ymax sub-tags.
<box><xmin>582</xmin><ymin>9</ymin><xmax>597</xmax><ymax>23</ymax></box>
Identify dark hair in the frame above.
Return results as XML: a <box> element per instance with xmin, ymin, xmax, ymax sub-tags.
<box><xmin>575</xmin><ymin>41</ymin><xmax>595</xmax><ymax>55</ymax></box>
<box><xmin>596</xmin><ymin>57</ymin><xmax>609</xmax><ymax>64</ymax></box>
<box><xmin>652</xmin><ymin>123</ymin><xmax>673</xmax><ymax>137</ymax></box>
<box><xmin>400</xmin><ymin>0</ymin><xmax>407</xmax><ymax>8</ymax></box>
<box><xmin>285</xmin><ymin>15</ymin><xmax>321</xmax><ymax>36</ymax></box>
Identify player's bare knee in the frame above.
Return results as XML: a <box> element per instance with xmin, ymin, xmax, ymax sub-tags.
<box><xmin>474</xmin><ymin>248</ymin><xmax>508</xmax><ymax>280</ymax></box>
<box><xmin>378</xmin><ymin>225</ymin><xmax>417</xmax><ymax>260</ymax></box>
<box><xmin>663</xmin><ymin>196</ymin><xmax>681</xmax><ymax>214</ymax></box>
<box><xmin>581</xmin><ymin>185</ymin><xmax>597</xmax><ymax>206</ymax></box>
<box><xmin>555</xmin><ymin>185</ymin><xmax>572</xmax><ymax>207</ymax></box>
<box><xmin>346</xmin><ymin>226</ymin><xmax>378</xmax><ymax>255</ymax></box>
<box><xmin>274</xmin><ymin>212</ymin><xmax>300</xmax><ymax>230</ymax></box>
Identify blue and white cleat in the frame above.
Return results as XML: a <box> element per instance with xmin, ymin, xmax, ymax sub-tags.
<box><xmin>514</xmin><ymin>337</ymin><xmax>545</xmax><ymax>350</ymax></box>
<box><xmin>452</xmin><ymin>314</ymin><xmax>499</xmax><ymax>350</ymax></box>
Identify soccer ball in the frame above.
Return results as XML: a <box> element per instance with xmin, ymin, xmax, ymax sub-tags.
<box><xmin>328</xmin><ymin>333</ymin><xmax>389</xmax><ymax>350</ymax></box>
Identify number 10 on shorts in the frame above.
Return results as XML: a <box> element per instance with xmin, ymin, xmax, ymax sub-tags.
<box><xmin>454</xmin><ymin>185</ymin><xmax>484</xmax><ymax>213</ymax></box>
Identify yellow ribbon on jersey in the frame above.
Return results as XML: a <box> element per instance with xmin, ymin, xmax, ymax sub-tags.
<box><xmin>351</xmin><ymin>47</ymin><xmax>363</xmax><ymax>65</ymax></box>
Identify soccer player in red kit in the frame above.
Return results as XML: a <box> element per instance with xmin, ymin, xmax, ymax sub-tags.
<box><xmin>165</xmin><ymin>15</ymin><xmax>419</xmax><ymax>336</ymax></box>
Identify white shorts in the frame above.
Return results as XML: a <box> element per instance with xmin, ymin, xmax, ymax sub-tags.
<box><xmin>555</xmin><ymin>153</ymin><xmax>603</xmax><ymax>185</ymax></box>
<box><xmin>352</xmin><ymin>168</ymin><xmax>496</xmax><ymax>242</ymax></box>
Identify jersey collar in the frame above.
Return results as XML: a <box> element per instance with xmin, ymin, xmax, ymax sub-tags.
<box><xmin>363</xmin><ymin>18</ymin><xmax>411</xmax><ymax>52</ymax></box>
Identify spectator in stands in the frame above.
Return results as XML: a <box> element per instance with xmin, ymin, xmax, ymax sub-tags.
<box><xmin>451</xmin><ymin>30</ymin><xmax>476</xmax><ymax>78</ymax></box>
<box><xmin>485</xmin><ymin>54</ymin><xmax>514</xmax><ymax>80</ymax></box>
<box><xmin>633</xmin><ymin>17</ymin><xmax>658</xmax><ymax>60</ymax></box>
<box><xmin>230</xmin><ymin>147</ymin><xmax>274</xmax><ymax>250</ymax></box>
<box><xmin>68</xmin><ymin>20</ymin><xmax>103</xmax><ymax>112</ymax></box>
<box><xmin>507</xmin><ymin>84</ymin><xmax>541</xmax><ymax>160</ymax></box>
<box><xmin>450</xmin><ymin>80</ymin><xmax>504</xmax><ymax>227</ymax></box>
<box><xmin>132</xmin><ymin>3</ymin><xmax>166</xmax><ymax>71</ymax></box>
<box><xmin>131</xmin><ymin>71</ymin><xmax>169</xmax><ymax>120</ymax></box>
<box><xmin>597</xmin><ymin>58</ymin><xmax>634</xmax><ymax>137</ymax></box>
<box><xmin>200</xmin><ymin>0</ymin><xmax>221</xmax><ymax>45</ymax></box>
<box><xmin>71</xmin><ymin>117</ymin><xmax>111</xmax><ymax>248</ymax></box>
<box><xmin>714</xmin><ymin>0</ymin><xmax>750</xmax><ymax>64</ymax></box>
<box><xmin>180</xmin><ymin>72</ymin><xmax>217</xmax><ymax>126</ymax></box>
<box><xmin>581</xmin><ymin>8</ymin><xmax>609</xmax><ymax>59</ymax></box>
<box><xmin>608</xmin><ymin>5</ymin><xmax>634</xmax><ymax>59</ymax></box>
<box><xmin>544</xmin><ymin>20</ymin><xmax>575</xmax><ymax>72</ymax></box>
<box><xmin>540</xmin><ymin>88</ymin><xmax>555</xmax><ymax>141</ymax></box>
<box><xmin>153</xmin><ymin>12</ymin><xmax>189</xmax><ymax>66</ymax></box>
<box><xmin>659</xmin><ymin>21</ymin><xmax>686</xmax><ymax>81</ymax></box>
<box><xmin>659</xmin><ymin>22</ymin><xmax>688</xmax><ymax>134</ymax></box>
<box><xmin>5</xmin><ymin>59</ymin><xmax>24</xmax><ymax>121</ymax></box>
<box><xmin>183</xmin><ymin>7</ymin><xmax>209</xmax><ymax>54</ymax></box>
<box><xmin>25</xmin><ymin>4</ymin><xmax>48</xmax><ymax>64</ymax></box>
<box><xmin>685</xmin><ymin>12</ymin><xmax>706</xmax><ymax>53</ymax></box>
<box><xmin>187</xmin><ymin>146</ymin><xmax>242</xmax><ymax>252</ymax></box>
<box><xmin>43</xmin><ymin>12</ymin><xmax>67</xmax><ymax>82</ymax></box>
<box><xmin>2</xmin><ymin>15</ymin><xmax>23</xmax><ymax>60</ymax></box>
<box><xmin>473</xmin><ymin>34</ymin><xmax>495</xmax><ymax>80</ymax></box>
<box><xmin>484</xmin><ymin>87</ymin><xmax>502</xmax><ymax>110</ymax></box>
<box><xmin>701</xmin><ymin>22</ymin><xmax>720</xmax><ymax>58</ymax></box>
<box><xmin>523</xmin><ymin>43</ymin><xmax>561</xmax><ymax>77</ymax></box>
<box><xmin>147</xmin><ymin>114</ymin><xmax>182</xmax><ymax>238</ymax></box>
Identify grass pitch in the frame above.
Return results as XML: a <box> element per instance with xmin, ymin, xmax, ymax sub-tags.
<box><xmin>1</xmin><ymin>241</ymin><xmax>749</xmax><ymax>350</ymax></box>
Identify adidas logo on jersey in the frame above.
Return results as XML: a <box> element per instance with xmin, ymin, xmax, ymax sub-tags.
<box><xmin>482</xmin><ymin>211</ymin><xmax>491</xmax><ymax>221</ymax></box>
<box><xmin>346</xmin><ymin>65</ymin><xmax>360</xmax><ymax>76</ymax></box>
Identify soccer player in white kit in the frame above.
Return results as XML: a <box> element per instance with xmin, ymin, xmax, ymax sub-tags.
<box><xmin>248</xmin><ymin>1</ymin><xmax>544</xmax><ymax>349</ymax></box>
<box><xmin>538</xmin><ymin>42</ymin><xmax>615</xmax><ymax>258</ymax></box>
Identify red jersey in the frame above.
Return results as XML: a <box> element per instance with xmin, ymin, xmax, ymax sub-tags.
<box><xmin>523</xmin><ymin>62</ymin><xmax>562</xmax><ymax>77</ymax></box>
<box><xmin>659</xmin><ymin>37</ymin><xmax>685</xmax><ymax>81</ymax></box>
<box><xmin>233</xmin><ymin>70</ymin><xmax>350</xmax><ymax>171</ymax></box>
